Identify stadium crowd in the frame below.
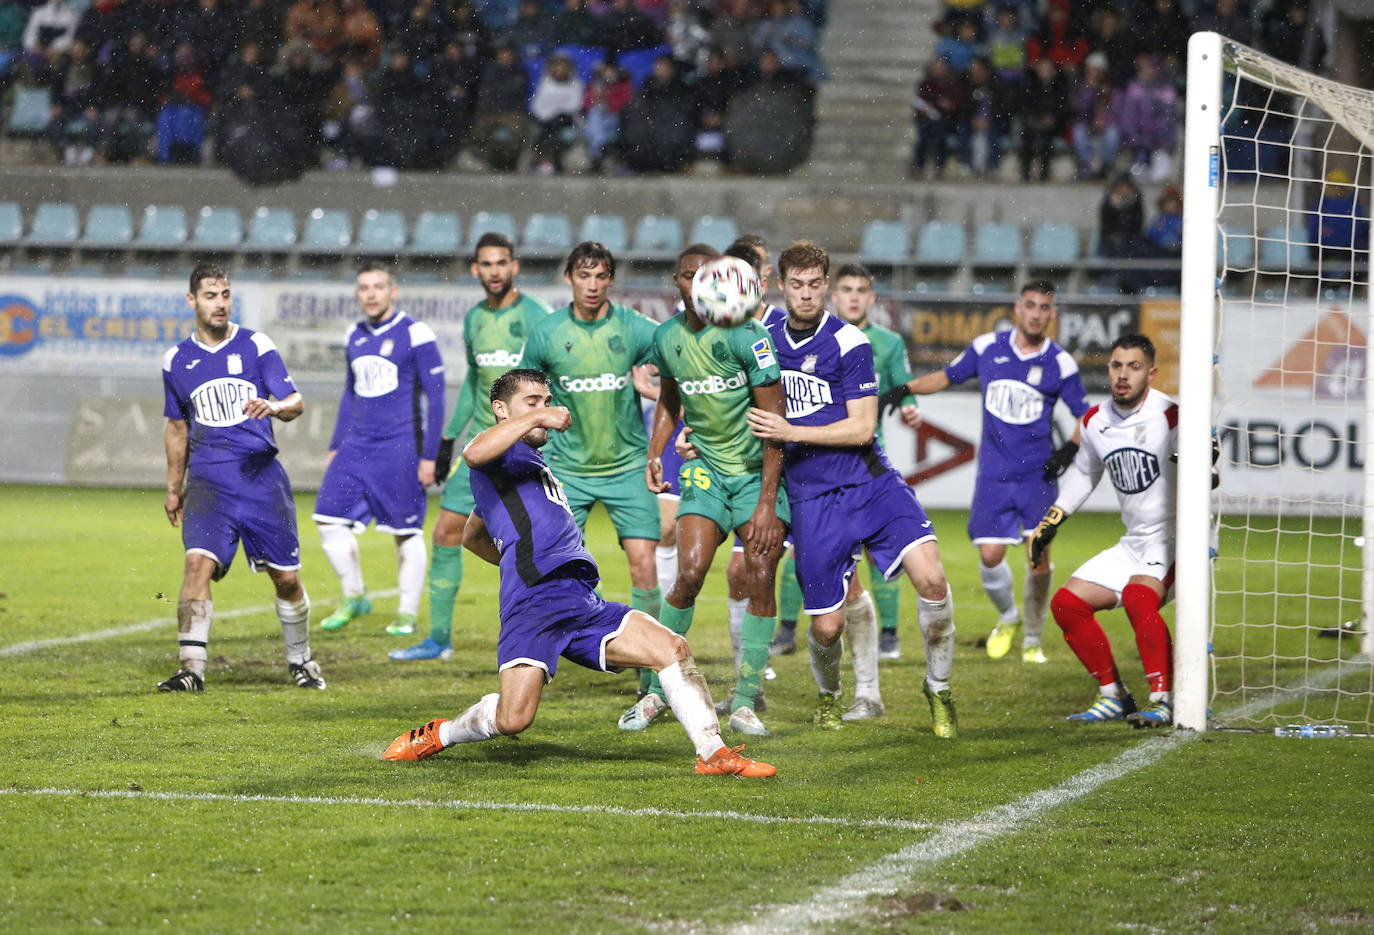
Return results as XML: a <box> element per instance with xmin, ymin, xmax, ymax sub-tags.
<box><xmin>0</xmin><ymin>0</ymin><xmax>826</xmax><ymax>175</ymax></box>
<box><xmin>909</xmin><ymin>0</ymin><xmax>1325</xmax><ymax>184</ymax></box>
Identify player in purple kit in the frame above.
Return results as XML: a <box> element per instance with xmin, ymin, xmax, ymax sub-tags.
<box><xmin>748</xmin><ymin>242</ymin><xmax>958</xmax><ymax>737</ymax></box>
<box><xmin>313</xmin><ymin>263</ymin><xmax>446</xmax><ymax>637</ymax></box>
<box><xmin>383</xmin><ymin>369</ymin><xmax>775</xmax><ymax>777</ymax></box>
<box><xmin>883</xmin><ymin>281</ymin><xmax>1086</xmax><ymax>665</ymax></box>
<box><xmin>158</xmin><ymin>263</ymin><xmax>323</xmax><ymax>692</ymax></box>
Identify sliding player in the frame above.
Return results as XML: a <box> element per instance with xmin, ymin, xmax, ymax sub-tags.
<box><xmin>382</xmin><ymin>369</ymin><xmax>775</xmax><ymax>777</ymax></box>
<box><xmin>159</xmin><ymin>263</ymin><xmax>322</xmax><ymax>692</ymax></box>
<box><xmin>1030</xmin><ymin>333</ymin><xmax>1177</xmax><ymax>728</ymax></box>
<box><xmin>751</xmin><ymin>241</ymin><xmax>958</xmax><ymax>737</ymax></box>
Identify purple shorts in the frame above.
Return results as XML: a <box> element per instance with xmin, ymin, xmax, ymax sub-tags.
<box><xmin>313</xmin><ymin>443</ymin><xmax>426</xmax><ymax>535</ymax></box>
<box><xmin>967</xmin><ymin>474</ymin><xmax>1056</xmax><ymax>545</ymax></box>
<box><xmin>498</xmin><ymin>574</ymin><xmax>632</xmax><ymax>681</ymax></box>
<box><xmin>644</xmin><ymin>408</ymin><xmax>685</xmax><ymax>499</ymax></box>
<box><xmin>791</xmin><ymin>471</ymin><xmax>935</xmax><ymax>614</ymax></box>
<box><xmin>182</xmin><ymin>456</ymin><xmax>300</xmax><ymax>581</ymax></box>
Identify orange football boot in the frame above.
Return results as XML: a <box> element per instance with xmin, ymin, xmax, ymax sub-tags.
<box><xmin>383</xmin><ymin>719</ymin><xmax>449</xmax><ymax>761</ymax></box>
<box><xmin>694</xmin><ymin>744</ymin><xmax>777</xmax><ymax>777</ymax></box>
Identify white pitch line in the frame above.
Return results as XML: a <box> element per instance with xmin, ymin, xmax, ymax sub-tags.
<box><xmin>0</xmin><ymin>787</ymin><xmax>938</xmax><ymax>833</ymax></box>
<box><xmin>0</xmin><ymin>589</ymin><xmax>400</xmax><ymax>658</ymax></box>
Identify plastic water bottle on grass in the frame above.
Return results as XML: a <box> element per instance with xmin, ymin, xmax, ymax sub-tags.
<box><xmin>1273</xmin><ymin>724</ymin><xmax>1350</xmax><ymax>738</ymax></box>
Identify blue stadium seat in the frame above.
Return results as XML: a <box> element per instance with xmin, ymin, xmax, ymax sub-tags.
<box><xmin>617</xmin><ymin>44</ymin><xmax>671</xmax><ymax>88</ymax></box>
<box><xmin>1258</xmin><ymin>224</ymin><xmax>1312</xmax><ymax>270</ymax></box>
<box><xmin>246</xmin><ymin>207</ymin><xmax>297</xmax><ymax>249</ymax></box>
<box><xmin>552</xmin><ymin>44</ymin><xmax>605</xmax><ymax>84</ymax></box>
<box><xmin>28</xmin><ymin>202</ymin><xmax>80</xmax><ymax>245</ymax></box>
<box><xmin>411</xmin><ymin>211</ymin><xmax>461</xmax><ymax>254</ymax></box>
<box><xmin>689</xmin><ymin>215</ymin><xmax>738</xmax><ymax>251</ymax></box>
<box><xmin>300</xmin><ymin>208</ymin><xmax>352</xmax><ymax>252</ymax></box>
<box><xmin>632</xmin><ymin>215</ymin><xmax>684</xmax><ymax>255</ymax></box>
<box><xmin>914</xmin><ymin>220</ymin><xmax>966</xmax><ymax>264</ymax></box>
<box><xmin>6</xmin><ymin>86</ymin><xmax>51</xmax><ymax>135</ymax></box>
<box><xmin>1218</xmin><ymin>229</ymin><xmax>1254</xmax><ymax>270</ymax></box>
<box><xmin>137</xmin><ymin>205</ymin><xmax>188</xmax><ymax>247</ymax></box>
<box><xmin>0</xmin><ymin>202</ymin><xmax>22</xmax><ymax>245</ymax></box>
<box><xmin>973</xmin><ymin>222</ymin><xmax>1023</xmax><ymax>264</ymax></box>
<box><xmin>1029</xmin><ymin>222</ymin><xmax>1079</xmax><ymax>264</ymax></box>
<box><xmin>357</xmin><ymin>209</ymin><xmax>407</xmax><ymax>252</ymax></box>
<box><xmin>82</xmin><ymin>204</ymin><xmax>134</xmax><ymax>247</ymax></box>
<box><xmin>860</xmin><ymin>220</ymin><xmax>910</xmax><ymax>261</ymax></box>
<box><xmin>468</xmin><ymin>211</ymin><xmax>517</xmax><ymax>249</ymax></box>
<box><xmin>522</xmin><ymin>212</ymin><xmax>574</xmax><ymax>253</ymax></box>
<box><xmin>192</xmin><ymin>206</ymin><xmax>243</xmax><ymax>248</ymax></box>
<box><xmin>578</xmin><ymin>214</ymin><xmax>628</xmax><ymax>253</ymax></box>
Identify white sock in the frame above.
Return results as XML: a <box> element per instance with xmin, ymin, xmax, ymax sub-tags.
<box><xmin>1023</xmin><ymin>566</ymin><xmax>1052</xmax><ymax>647</ymax></box>
<box><xmin>845</xmin><ymin>591</ymin><xmax>881</xmax><ymax>702</ymax></box>
<box><xmin>727</xmin><ymin>597</ymin><xmax>747</xmax><ymax>667</ymax></box>
<box><xmin>276</xmin><ymin>589</ymin><xmax>310</xmax><ymax>665</ymax></box>
<box><xmin>439</xmin><ymin>692</ymin><xmax>501</xmax><ymax>745</ymax></box>
<box><xmin>658</xmin><ymin>659</ymin><xmax>725</xmax><ymax>760</ymax></box>
<box><xmin>979</xmin><ymin>558</ymin><xmax>1018</xmax><ymax>622</ymax></box>
<box><xmin>177</xmin><ymin>597</ymin><xmax>212</xmax><ymax>678</ymax></box>
<box><xmin>807</xmin><ymin>626</ymin><xmax>843</xmax><ymax>694</ymax></box>
<box><xmin>918</xmin><ymin>593</ymin><xmax>954</xmax><ymax>690</ymax></box>
<box><xmin>396</xmin><ymin>534</ymin><xmax>427</xmax><ymax>616</ymax></box>
<box><xmin>1150</xmin><ymin>690</ymin><xmax>1171</xmax><ymax>704</ymax></box>
<box><xmin>655</xmin><ymin>544</ymin><xmax>677</xmax><ymax>597</ymax></box>
<box><xmin>1100</xmin><ymin>682</ymin><xmax>1123</xmax><ymax>699</ymax></box>
<box><xmin>319</xmin><ymin>523</ymin><xmax>365</xmax><ymax>597</ymax></box>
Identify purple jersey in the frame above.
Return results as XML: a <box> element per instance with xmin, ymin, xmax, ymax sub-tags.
<box><xmin>469</xmin><ymin>440</ymin><xmax>600</xmax><ymax>619</ymax></box>
<box><xmin>945</xmin><ymin>330</ymin><xmax>1089</xmax><ymax>482</ymax></box>
<box><xmin>766</xmin><ymin>310</ymin><xmax>892</xmax><ymax>501</ymax></box>
<box><xmin>329</xmin><ymin>311</ymin><xmax>446</xmax><ymax>460</ymax></box>
<box><xmin>162</xmin><ymin>324</ymin><xmax>297</xmax><ymax>468</ymax></box>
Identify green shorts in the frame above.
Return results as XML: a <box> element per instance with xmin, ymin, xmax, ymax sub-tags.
<box><xmin>438</xmin><ymin>460</ymin><xmax>476</xmax><ymax>516</ymax></box>
<box><xmin>558</xmin><ymin>465</ymin><xmax>661</xmax><ymax>543</ymax></box>
<box><xmin>676</xmin><ymin>460</ymin><xmax>790</xmax><ymax>538</ymax></box>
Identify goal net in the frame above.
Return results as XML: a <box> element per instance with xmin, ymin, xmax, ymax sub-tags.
<box><xmin>1175</xmin><ymin>32</ymin><xmax>1373</xmax><ymax>733</ymax></box>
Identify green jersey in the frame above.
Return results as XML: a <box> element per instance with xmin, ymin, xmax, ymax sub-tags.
<box><xmin>652</xmin><ymin>315</ymin><xmax>781</xmax><ymax>475</ymax></box>
<box><xmin>864</xmin><ymin>320</ymin><xmax>914</xmax><ymax>443</ymax></box>
<box><xmin>446</xmin><ymin>292</ymin><xmax>553</xmax><ymax>440</ymax></box>
<box><xmin>522</xmin><ymin>301</ymin><xmax>658</xmax><ymax>476</ymax></box>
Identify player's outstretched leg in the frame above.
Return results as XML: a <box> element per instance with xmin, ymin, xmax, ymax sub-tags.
<box><xmin>384</xmin><ymin>693</ymin><xmax>499</xmax><ymax>761</ymax></box>
<box><xmin>318</xmin><ymin>523</ymin><xmax>372</xmax><ymax>631</ymax></box>
<box><xmin>1051</xmin><ymin>587</ymin><xmax>1136</xmax><ymax>721</ymax></box>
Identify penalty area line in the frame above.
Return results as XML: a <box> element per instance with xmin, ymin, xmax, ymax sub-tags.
<box><xmin>0</xmin><ymin>589</ymin><xmax>401</xmax><ymax>658</ymax></box>
<box><xmin>0</xmin><ymin>786</ymin><xmax>939</xmax><ymax>834</ymax></box>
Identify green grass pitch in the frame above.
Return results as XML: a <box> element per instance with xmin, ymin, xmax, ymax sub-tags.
<box><xmin>0</xmin><ymin>485</ymin><xmax>1370</xmax><ymax>933</ymax></box>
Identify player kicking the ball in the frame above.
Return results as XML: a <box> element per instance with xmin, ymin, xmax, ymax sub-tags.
<box><xmin>1029</xmin><ymin>333</ymin><xmax>1177</xmax><ymax>728</ymax></box>
<box><xmin>383</xmin><ymin>369</ymin><xmax>774</xmax><ymax>777</ymax></box>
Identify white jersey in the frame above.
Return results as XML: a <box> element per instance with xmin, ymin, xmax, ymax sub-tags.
<box><xmin>1056</xmin><ymin>388</ymin><xmax>1177</xmax><ymax>541</ymax></box>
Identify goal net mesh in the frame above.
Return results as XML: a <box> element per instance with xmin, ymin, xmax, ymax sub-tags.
<box><xmin>1209</xmin><ymin>38</ymin><xmax>1373</xmax><ymax>731</ymax></box>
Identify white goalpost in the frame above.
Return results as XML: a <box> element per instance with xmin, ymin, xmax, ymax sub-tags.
<box><xmin>1176</xmin><ymin>31</ymin><xmax>1374</xmax><ymax>734</ymax></box>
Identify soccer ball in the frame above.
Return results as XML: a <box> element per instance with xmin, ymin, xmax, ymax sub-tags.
<box><xmin>691</xmin><ymin>256</ymin><xmax>762</xmax><ymax>327</ymax></box>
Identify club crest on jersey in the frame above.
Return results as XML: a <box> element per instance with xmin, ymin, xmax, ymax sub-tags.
<box><xmin>380</xmin><ymin>338</ymin><xmax>394</xmax><ymax>357</ymax></box>
<box><xmin>1135</xmin><ymin>424</ymin><xmax>1148</xmax><ymax>445</ymax></box>
<box><xmin>674</xmin><ymin>343</ymin><xmax>682</xmax><ymax>357</ymax></box>
<box><xmin>801</xmin><ymin>354</ymin><xmax>817</xmax><ymax>374</ymax></box>
<box><xmin>510</xmin><ymin>321</ymin><xmax>525</xmax><ymax>338</ymax></box>
<box><xmin>226</xmin><ymin>353</ymin><xmax>242</xmax><ymax>375</ymax></box>
<box><xmin>712</xmin><ymin>341</ymin><xmax>733</xmax><ymax>364</ymax></box>
<box><xmin>608</xmin><ymin>335</ymin><xmax>626</xmax><ymax>355</ymax></box>
<box><xmin>751</xmin><ymin>339</ymin><xmax>776</xmax><ymax>369</ymax></box>
<box><xmin>564</xmin><ymin>342</ymin><xmax>574</xmax><ymax>353</ymax></box>
<box><xmin>1026</xmin><ymin>365</ymin><xmax>1043</xmax><ymax>386</ymax></box>
<box><xmin>1104</xmin><ymin>447</ymin><xmax>1161</xmax><ymax>494</ymax></box>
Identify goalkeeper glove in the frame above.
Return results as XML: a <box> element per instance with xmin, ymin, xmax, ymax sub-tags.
<box><xmin>1029</xmin><ymin>505</ymin><xmax>1068</xmax><ymax>567</ymax></box>
<box><xmin>1043</xmin><ymin>441</ymin><xmax>1079</xmax><ymax>482</ymax></box>
<box><xmin>879</xmin><ymin>384</ymin><xmax>910</xmax><ymax>418</ymax></box>
<box><xmin>434</xmin><ymin>437</ymin><xmax>455</xmax><ymax>485</ymax></box>
<box><xmin>1168</xmin><ymin>438</ymin><xmax>1222</xmax><ymax>489</ymax></box>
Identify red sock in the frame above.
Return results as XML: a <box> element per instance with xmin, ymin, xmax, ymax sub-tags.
<box><xmin>1050</xmin><ymin>587</ymin><xmax>1120</xmax><ymax>687</ymax></box>
<box><xmin>1122</xmin><ymin>583</ymin><xmax>1172</xmax><ymax>695</ymax></box>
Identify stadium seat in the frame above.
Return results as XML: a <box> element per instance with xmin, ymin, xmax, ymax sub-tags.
<box><xmin>356</xmin><ymin>209</ymin><xmax>407</xmax><ymax>252</ymax></box>
<box><xmin>192</xmin><ymin>206</ymin><xmax>243</xmax><ymax>248</ymax></box>
<box><xmin>5</xmin><ymin>85</ymin><xmax>51</xmax><ymax>136</ymax></box>
<box><xmin>859</xmin><ymin>220</ymin><xmax>910</xmax><ymax>261</ymax></box>
<box><xmin>522</xmin><ymin>213</ymin><xmax>574</xmax><ymax>253</ymax></box>
<box><xmin>617</xmin><ymin>44</ymin><xmax>671</xmax><ymax>88</ymax></box>
<box><xmin>972</xmin><ymin>222</ymin><xmax>1023</xmax><ymax>264</ymax></box>
<box><xmin>246</xmin><ymin>207</ymin><xmax>298</xmax><ymax>249</ymax></box>
<box><xmin>467</xmin><ymin>211</ymin><xmax>517</xmax><ymax>249</ymax></box>
<box><xmin>1029</xmin><ymin>222</ymin><xmax>1079</xmax><ymax>265</ymax></box>
<box><xmin>301</xmin><ymin>208</ymin><xmax>352</xmax><ymax>252</ymax></box>
<box><xmin>0</xmin><ymin>202</ymin><xmax>22</xmax><ymax>245</ymax></box>
<box><xmin>136</xmin><ymin>205</ymin><xmax>188</xmax><ymax>248</ymax></box>
<box><xmin>552</xmin><ymin>44</ymin><xmax>605</xmax><ymax>84</ymax></box>
<box><xmin>1258</xmin><ymin>224</ymin><xmax>1312</xmax><ymax>270</ymax></box>
<box><xmin>1218</xmin><ymin>229</ymin><xmax>1254</xmax><ymax>270</ymax></box>
<box><xmin>411</xmin><ymin>211</ymin><xmax>461</xmax><ymax>254</ymax></box>
<box><xmin>689</xmin><ymin>215</ymin><xmax>739</xmax><ymax>251</ymax></box>
<box><xmin>578</xmin><ymin>214</ymin><xmax>628</xmax><ymax>253</ymax></box>
<box><xmin>82</xmin><ymin>204</ymin><xmax>134</xmax><ymax>247</ymax></box>
<box><xmin>632</xmin><ymin>215</ymin><xmax>684</xmax><ymax>254</ymax></box>
<box><xmin>28</xmin><ymin>202</ymin><xmax>80</xmax><ymax>245</ymax></box>
<box><xmin>914</xmin><ymin>220</ymin><xmax>966</xmax><ymax>264</ymax></box>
